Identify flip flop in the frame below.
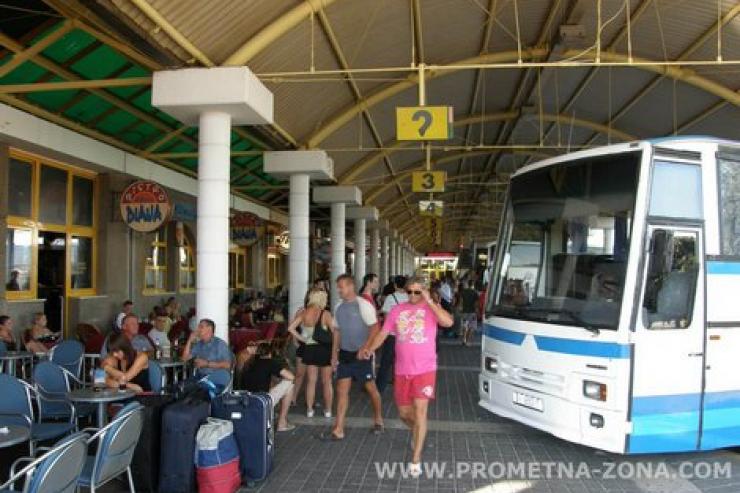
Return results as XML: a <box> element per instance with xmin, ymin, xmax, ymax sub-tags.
<box><xmin>371</xmin><ymin>423</ymin><xmax>384</xmax><ymax>435</ymax></box>
<box><xmin>277</xmin><ymin>424</ymin><xmax>296</xmax><ymax>432</ymax></box>
<box><xmin>318</xmin><ymin>432</ymin><xmax>344</xmax><ymax>442</ymax></box>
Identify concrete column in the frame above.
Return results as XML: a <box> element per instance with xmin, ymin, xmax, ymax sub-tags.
<box><xmin>381</xmin><ymin>229</ymin><xmax>389</xmax><ymax>283</ymax></box>
<box><xmin>330</xmin><ymin>202</ymin><xmax>346</xmax><ymax>302</ymax></box>
<box><xmin>152</xmin><ymin>67</ymin><xmax>273</xmax><ymax>341</ymax></box>
<box><xmin>265</xmin><ymin>151</ymin><xmax>334</xmax><ymax>318</ymax></box>
<box><xmin>353</xmin><ymin>218</ymin><xmax>366</xmax><ymax>286</ymax></box>
<box><xmin>370</xmin><ymin>225</ymin><xmax>380</xmax><ymax>276</ymax></box>
<box><xmin>289</xmin><ymin>174</ymin><xmax>310</xmax><ymax>318</ymax></box>
<box><xmin>196</xmin><ymin>111</ymin><xmax>231</xmax><ymax>338</ymax></box>
<box><xmin>347</xmin><ymin>206</ymin><xmax>378</xmax><ymax>286</ymax></box>
<box><xmin>314</xmin><ymin>186</ymin><xmax>361</xmax><ymax>308</ymax></box>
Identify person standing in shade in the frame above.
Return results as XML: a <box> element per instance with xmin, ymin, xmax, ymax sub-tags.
<box><xmin>360</xmin><ymin>276</ymin><xmax>453</xmax><ymax>477</ymax></box>
<box><xmin>459</xmin><ymin>280</ymin><xmax>480</xmax><ymax>346</ymax></box>
<box><xmin>321</xmin><ymin>274</ymin><xmax>384</xmax><ymax>441</ymax></box>
<box><xmin>376</xmin><ymin>275</ymin><xmax>408</xmax><ymax>393</ymax></box>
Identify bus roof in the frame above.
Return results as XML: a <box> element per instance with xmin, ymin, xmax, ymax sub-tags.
<box><xmin>512</xmin><ymin>137</ymin><xmax>740</xmax><ymax>178</ymax></box>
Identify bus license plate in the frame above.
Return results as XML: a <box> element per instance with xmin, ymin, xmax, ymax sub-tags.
<box><xmin>512</xmin><ymin>391</ymin><xmax>544</xmax><ymax>412</ymax></box>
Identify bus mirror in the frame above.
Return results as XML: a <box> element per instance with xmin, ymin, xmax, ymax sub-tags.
<box><xmin>500</xmin><ymin>253</ymin><xmax>511</xmax><ymax>276</ymax></box>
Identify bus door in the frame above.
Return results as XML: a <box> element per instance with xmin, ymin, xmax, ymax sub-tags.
<box><xmin>628</xmin><ymin>224</ymin><xmax>704</xmax><ymax>453</ymax></box>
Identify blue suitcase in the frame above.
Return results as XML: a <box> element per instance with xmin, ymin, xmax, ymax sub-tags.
<box><xmin>159</xmin><ymin>394</ymin><xmax>210</xmax><ymax>493</ymax></box>
<box><xmin>211</xmin><ymin>392</ymin><xmax>274</xmax><ymax>484</ymax></box>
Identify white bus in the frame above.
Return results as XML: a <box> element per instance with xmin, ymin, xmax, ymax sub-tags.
<box><xmin>479</xmin><ymin>137</ymin><xmax>740</xmax><ymax>454</ymax></box>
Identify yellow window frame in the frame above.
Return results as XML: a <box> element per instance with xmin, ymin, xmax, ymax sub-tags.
<box><xmin>144</xmin><ymin>228</ymin><xmax>168</xmax><ymax>294</ymax></box>
<box><xmin>5</xmin><ymin>149</ymin><xmax>98</xmax><ymax>300</ymax></box>
<box><xmin>179</xmin><ymin>235</ymin><xmax>196</xmax><ymax>293</ymax></box>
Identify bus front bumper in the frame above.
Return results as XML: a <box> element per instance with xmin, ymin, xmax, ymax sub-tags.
<box><xmin>479</xmin><ymin>372</ymin><xmax>627</xmax><ymax>454</ymax></box>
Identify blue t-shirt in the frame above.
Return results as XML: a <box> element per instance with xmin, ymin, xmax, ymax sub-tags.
<box><xmin>190</xmin><ymin>337</ymin><xmax>232</xmax><ymax>376</ymax></box>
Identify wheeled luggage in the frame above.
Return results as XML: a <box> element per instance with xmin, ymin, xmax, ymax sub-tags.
<box><xmin>159</xmin><ymin>393</ymin><xmax>210</xmax><ymax>493</ymax></box>
<box><xmin>211</xmin><ymin>392</ymin><xmax>274</xmax><ymax>483</ymax></box>
<box><xmin>131</xmin><ymin>393</ymin><xmax>175</xmax><ymax>492</ymax></box>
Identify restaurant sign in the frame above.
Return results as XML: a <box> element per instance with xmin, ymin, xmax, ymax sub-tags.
<box><xmin>120</xmin><ymin>181</ymin><xmax>171</xmax><ymax>232</ymax></box>
<box><xmin>231</xmin><ymin>212</ymin><xmax>264</xmax><ymax>246</ymax></box>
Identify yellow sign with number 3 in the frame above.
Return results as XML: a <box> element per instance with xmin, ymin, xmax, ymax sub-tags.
<box><xmin>412</xmin><ymin>171</ymin><xmax>446</xmax><ymax>193</ymax></box>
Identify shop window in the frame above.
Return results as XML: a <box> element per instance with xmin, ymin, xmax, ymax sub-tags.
<box><xmin>145</xmin><ymin>229</ymin><xmax>168</xmax><ymax>292</ymax></box>
<box><xmin>72</xmin><ymin>176</ymin><xmax>94</xmax><ymax>227</ymax></box>
<box><xmin>6</xmin><ymin>150</ymin><xmax>98</xmax><ymax>301</ymax></box>
<box><xmin>5</xmin><ymin>228</ymin><xmax>33</xmax><ymax>294</ymax></box>
<box><xmin>70</xmin><ymin>236</ymin><xmax>93</xmax><ymax>290</ymax></box>
<box><xmin>179</xmin><ymin>236</ymin><xmax>196</xmax><ymax>292</ymax></box>
<box><xmin>8</xmin><ymin>157</ymin><xmax>33</xmax><ymax>218</ymax></box>
<box><xmin>39</xmin><ymin>164</ymin><xmax>68</xmax><ymax>225</ymax></box>
<box><xmin>229</xmin><ymin>247</ymin><xmax>247</xmax><ymax>289</ymax></box>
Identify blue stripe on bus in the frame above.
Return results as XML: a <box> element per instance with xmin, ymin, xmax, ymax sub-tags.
<box><xmin>706</xmin><ymin>260</ymin><xmax>740</xmax><ymax>274</ymax></box>
<box><xmin>533</xmin><ymin>335</ymin><xmax>630</xmax><ymax>359</ymax></box>
<box><xmin>628</xmin><ymin>391</ymin><xmax>740</xmax><ymax>452</ymax></box>
<box><xmin>482</xmin><ymin>324</ymin><xmax>630</xmax><ymax>358</ymax></box>
<box><xmin>483</xmin><ymin>325</ymin><xmax>526</xmax><ymax>345</ymax></box>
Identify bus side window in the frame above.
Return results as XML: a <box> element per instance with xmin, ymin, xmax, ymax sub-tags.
<box><xmin>642</xmin><ymin>229</ymin><xmax>699</xmax><ymax>329</ymax></box>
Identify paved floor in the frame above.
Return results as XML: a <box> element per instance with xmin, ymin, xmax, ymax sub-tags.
<box><xmin>101</xmin><ymin>337</ymin><xmax>740</xmax><ymax>492</ymax></box>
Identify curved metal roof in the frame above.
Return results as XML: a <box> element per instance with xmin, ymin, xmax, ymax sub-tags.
<box><xmin>2</xmin><ymin>0</ymin><xmax>740</xmax><ymax>248</ymax></box>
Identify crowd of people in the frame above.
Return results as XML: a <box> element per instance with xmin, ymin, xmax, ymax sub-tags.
<box><xmin>0</xmin><ymin>269</ymin><xmax>485</xmax><ymax>475</ymax></box>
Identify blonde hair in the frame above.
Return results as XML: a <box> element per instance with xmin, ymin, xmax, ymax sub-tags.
<box><xmin>306</xmin><ymin>288</ymin><xmax>328</xmax><ymax>309</ymax></box>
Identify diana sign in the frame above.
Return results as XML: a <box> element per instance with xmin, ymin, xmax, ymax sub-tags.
<box><xmin>120</xmin><ymin>181</ymin><xmax>171</xmax><ymax>233</ymax></box>
<box><xmin>231</xmin><ymin>212</ymin><xmax>264</xmax><ymax>246</ymax></box>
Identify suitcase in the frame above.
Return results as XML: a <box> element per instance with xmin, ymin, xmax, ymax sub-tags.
<box><xmin>159</xmin><ymin>393</ymin><xmax>210</xmax><ymax>493</ymax></box>
<box><xmin>131</xmin><ymin>393</ymin><xmax>175</xmax><ymax>493</ymax></box>
<box><xmin>211</xmin><ymin>392</ymin><xmax>274</xmax><ymax>484</ymax></box>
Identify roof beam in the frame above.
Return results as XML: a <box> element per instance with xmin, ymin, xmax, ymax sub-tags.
<box><xmin>305</xmin><ymin>47</ymin><xmax>549</xmax><ymax>148</ymax></box>
<box><xmin>0</xmin><ymin>20</ymin><xmax>74</xmax><ymax>78</ymax></box>
<box><xmin>223</xmin><ymin>0</ymin><xmax>343</xmax><ymax>66</ymax></box>
<box><xmin>0</xmin><ymin>77</ymin><xmax>152</xmax><ymax>93</ymax></box>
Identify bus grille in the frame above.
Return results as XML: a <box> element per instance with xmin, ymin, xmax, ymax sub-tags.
<box><xmin>498</xmin><ymin>360</ymin><xmax>566</xmax><ymax>394</ymax></box>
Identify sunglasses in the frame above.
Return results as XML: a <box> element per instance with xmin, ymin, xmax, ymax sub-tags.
<box><xmin>406</xmin><ymin>290</ymin><xmax>422</xmax><ymax>296</ymax></box>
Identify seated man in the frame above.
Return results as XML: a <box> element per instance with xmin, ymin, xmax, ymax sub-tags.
<box><xmin>182</xmin><ymin>319</ymin><xmax>232</xmax><ymax>379</ymax></box>
<box><xmin>100</xmin><ymin>314</ymin><xmax>153</xmax><ymax>358</ymax></box>
<box><xmin>237</xmin><ymin>338</ymin><xmax>295</xmax><ymax>432</ymax></box>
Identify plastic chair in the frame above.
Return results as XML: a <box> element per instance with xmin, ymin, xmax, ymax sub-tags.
<box><xmin>33</xmin><ymin>361</ymin><xmax>93</xmax><ymax>424</ymax></box>
<box><xmin>49</xmin><ymin>340</ymin><xmax>84</xmax><ymax>379</ymax></box>
<box><xmin>147</xmin><ymin>360</ymin><xmax>164</xmax><ymax>393</ymax></box>
<box><xmin>0</xmin><ymin>431</ymin><xmax>89</xmax><ymax>493</ymax></box>
<box><xmin>0</xmin><ymin>373</ymin><xmax>75</xmax><ymax>455</ymax></box>
<box><xmin>77</xmin><ymin>402</ymin><xmax>144</xmax><ymax>493</ymax></box>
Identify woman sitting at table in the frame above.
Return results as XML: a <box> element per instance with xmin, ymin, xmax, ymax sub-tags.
<box><xmin>101</xmin><ymin>333</ymin><xmax>151</xmax><ymax>393</ymax></box>
<box><xmin>0</xmin><ymin>315</ymin><xmax>17</xmax><ymax>351</ymax></box>
<box><xmin>24</xmin><ymin>313</ymin><xmax>59</xmax><ymax>354</ymax></box>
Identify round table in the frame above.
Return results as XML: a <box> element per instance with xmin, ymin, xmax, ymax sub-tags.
<box><xmin>156</xmin><ymin>358</ymin><xmax>188</xmax><ymax>385</ymax></box>
<box><xmin>0</xmin><ymin>425</ymin><xmax>30</xmax><ymax>449</ymax></box>
<box><xmin>0</xmin><ymin>351</ymin><xmax>34</xmax><ymax>379</ymax></box>
<box><xmin>67</xmin><ymin>388</ymin><xmax>135</xmax><ymax>428</ymax></box>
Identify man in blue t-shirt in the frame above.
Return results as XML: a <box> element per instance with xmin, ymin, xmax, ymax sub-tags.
<box><xmin>182</xmin><ymin>319</ymin><xmax>232</xmax><ymax>378</ymax></box>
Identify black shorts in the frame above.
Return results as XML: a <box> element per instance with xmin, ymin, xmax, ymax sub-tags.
<box><xmin>336</xmin><ymin>357</ymin><xmax>374</xmax><ymax>382</ymax></box>
<box><xmin>302</xmin><ymin>343</ymin><xmax>331</xmax><ymax>367</ymax></box>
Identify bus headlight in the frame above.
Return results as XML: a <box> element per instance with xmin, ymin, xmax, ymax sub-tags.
<box><xmin>484</xmin><ymin>357</ymin><xmax>498</xmax><ymax>373</ymax></box>
<box><xmin>583</xmin><ymin>380</ymin><xmax>607</xmax><ymax>401</ymax></box>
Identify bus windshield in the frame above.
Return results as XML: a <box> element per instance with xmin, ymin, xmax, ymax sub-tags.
<box><xmin>491</xmin><ymin>151</ymin><xmax>641</xmax><ymax>330</ymax></box>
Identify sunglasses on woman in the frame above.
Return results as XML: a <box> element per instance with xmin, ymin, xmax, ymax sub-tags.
<box><xmin>406</xmin><ymin>290</ymin><xmax>422</xmax><ymax>295</ymax></box>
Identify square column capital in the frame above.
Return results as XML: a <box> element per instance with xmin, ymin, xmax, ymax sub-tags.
<box><xmin>152</xmin><ymin>67</ymin><xmax>273</xmax><ymax>125</ymax></box>
<box><xmin>347</xmin><ymin>206</ymin><xmax>378</xmax><ymax>222</ymax></box>
<box><xmin>314</xmin><ymin>186</ymin><xmax>361</xmax><ymax>205</ymax></box>
<box><xmin>264</xmin><ymin>150</ymin><xmax>334</xmax><ymax>181</ymax></box>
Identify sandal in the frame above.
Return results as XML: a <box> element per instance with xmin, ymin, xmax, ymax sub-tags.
<box><xmin>277</xmin><ymin>423</ymin><xmax>296</xmax><ymax>432</ymax></box>
<box><xmin>318</xmin><ymin>432</ymin><xmax>344</xmax><ymax>442</ymax></box>
<box><xmin>371</xmin><ymin>423</ymin><xmax>384</xmax><ymax>435</ymax></box>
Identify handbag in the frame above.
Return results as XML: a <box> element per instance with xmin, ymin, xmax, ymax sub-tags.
<box><xmin>312</xmin><ymin>311</ymin><xmax>333</xmax><ymax>346</ymax></box>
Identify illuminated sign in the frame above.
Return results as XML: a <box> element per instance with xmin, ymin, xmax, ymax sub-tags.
<box><xmin>231</xmin><ymin>212</ymin><xmax>264</xmax><ymax>246</ymax></box>
<box><xmin>120</xmin><ymin>181</ymin><xmax>171</xmax><ymax>233</ymax></box>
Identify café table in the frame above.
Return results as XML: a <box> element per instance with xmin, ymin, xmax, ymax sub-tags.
<box><xmin>0</xmin><ymin>351</ymin><xmax>34</xmax><ymax>379</ymax></box>
<box><xmin>67</xmin><ymin>387</ymin><xmax>135</xmax><ymax>428</ymax></box>
<box><xmin>156</xmin><ymin>358</ymin><xmax>188</xmax><ymax>385</ymax></box>
<box><xmin>0</xmin><ymin>425</ymin><xmax>30</xmax><ymax>449</ymax></box>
